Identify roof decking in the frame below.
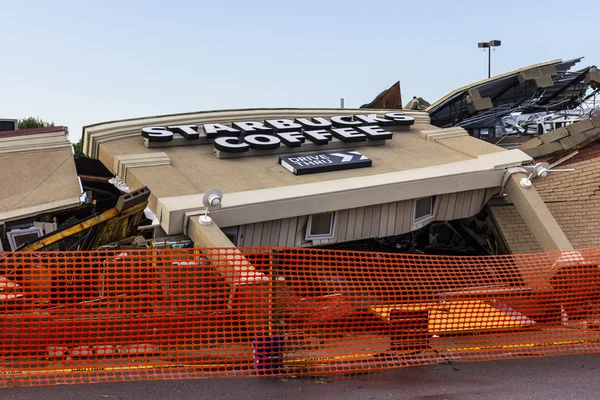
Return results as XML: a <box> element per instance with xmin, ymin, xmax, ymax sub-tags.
<box><xmin>427</xmin><ymin>58</ymin><xmax>590</xmax><ymax>129</ymax></box>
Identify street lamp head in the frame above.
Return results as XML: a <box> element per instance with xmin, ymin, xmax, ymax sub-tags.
<box><xmin>478</xmin><ymin>40</ymin><xmax>501</xmax><ymax>79</ymax></box>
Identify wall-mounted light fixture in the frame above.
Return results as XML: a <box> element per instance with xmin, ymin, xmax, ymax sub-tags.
<box><xmin>519</xmin><ymin>159</ymin><xmax>576</xmax><ymax>189</ymax></box>
<box><xmin>198</xmin><ymin>189</ymin><xmax>223</xmax><ymax>225</ymax></box>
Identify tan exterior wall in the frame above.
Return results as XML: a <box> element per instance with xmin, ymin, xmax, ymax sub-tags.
<box><xmin>489</xmin><ymin>144</ymin><xmax>600</xmax><ymax>254</ymax></box>
<box><xmin>236</xmin><ymin>188</ymin><xmax>494</xmax><ymax>247</ymax></box>
<box><xmin>0</xmin><ymin>147</ymin><xmax>82</xmax><ymax>223</ymax></box>
<box><xmin>489</xmin><ymin>205</ymin><xmax>544</xmax><ymax>254</ymax></box>
<box><xmin>490</xmin><ymin>200</ymin><xmax>600</xmax><ymax>254</ymax></box>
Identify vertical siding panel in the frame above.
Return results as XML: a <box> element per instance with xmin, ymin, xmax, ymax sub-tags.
<box><xmin>261</xmin><ymin>221</ymin><xmax>272</xmax><ymax>247</ymax></box>
<box><xmin>296</xmin><ymin>216</ymin><xmax>308</xmax><ymax>246</ymax></box>
<box><xmin>458</xmin><ymin>192</ymin><xmax>467</xmax><ymax>218</ymax></box>
<box><xmin>252</xmin><ymin>222</ymin><xmax>264</xmax><ymax>247</ymax></box>
<box><xmin>481</xmin><ymin>188</ymin><xmax>490</xmax><ymax>209</ymax></box>
<box><xmin>484</xmin><ymin>188</ymin><xmax>493</xmax><ymax>206</ymax></box>
<box><xmin>238</xmin><ymin>225</ymin><xmax>247</xmax><ymax>247</ymax></box>
<box><xmin>278</xmin><ymin>219</ymin><xmax>290</xmax><ymax>247</ymax></box>
<box><xmin>445</xmin><ymin>193</ymin><xmax>458</xmax><ymax>220</ymax></box>
<box><xmin>386</xmin><ymin>202</ymin><xmax>397</xmax><ymax>237</ymax></box>
<box><xmin>336</xmin><ymin>209</ymin><xmax>349</xmax><ymax>242</ymax></box>
<box><xmin>454</xmin><ymin>192</ymin><xmax>466</xmax><ymax>220</ymax></box>
<box><xmin>269</xmin><ymin>219</ymin><xmax>282</xmax><ymax>247</ymax></box>
<box><xmin>362</xmin><ymin>205</ymin><xmax>373</xmax><ymax>239</ymax></box>
<box><xmin>371</xmin><ymin>204</ymin><xmax>382</xmax><ymax>237</ymax></box>
<box><xmin>379</xmin><ymin>203</ymin><xmax>389</xmax><ymax>237</ymax></box>
<box><xmin>454</xmin><ymin>192</ymin><xmax>470</xmax><ymax>219</ymax></box>
<box><xmin>354</xmin><ymin>207</ymin><xmax>365</xmax><ymax>240</ymax></box>
<box><xmin>346</xmin><ymin>209</ymin><xmax>357</xmax><ymax>241</ymax></box>
<box><xmin>462</xmin><ymin>191</ymin><xmax>473</xmax><ymax>218</ymax></box>
<box><xmin>471</xmin><ymin>189</ymin><xmax>484</xmax><ymax>216</ymax></box>
<box><xmin>436</xmin><ymin>194</ymin><xmax>449</xmax><ymax>221</ymax></box>
<box><xmin>394</xmin><ymin>201</ymin><xmax>405</xmax><ymax>235</ymax></box>
<box><xmin>287</xmin><ymin>218</ymin><xmax>299</xmax><ymax>247</ymax></box>
<box><xmin>402</xmin><ymin>200</ymin><xmax>413</xmax><ymax>233</ymax></box>
<box><xmin>468</xmin><ymin>190</ymin><xmax>479</xmax><ymax>216</ymax></box>
<box><xmin>244</xmin><ymin>224</ymin><xmax>255</xmax><ymax>247</ymax></box>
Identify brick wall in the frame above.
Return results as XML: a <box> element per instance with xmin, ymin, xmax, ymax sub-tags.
<box><xmin>489</xmin><ymin>205</ymin><xmax>543</xmax><ymax>254</ymax></box>
<box><xmin>490</xmin><ymin>200</ymin><xmax>600</xmax><ymax>254</ymax></box>
<box><xmin>490</xmin><ymin>145</ymin><xmax>600</xmax><ymax>254</ymax></box>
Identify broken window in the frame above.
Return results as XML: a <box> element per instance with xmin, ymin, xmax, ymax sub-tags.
<box><xmin>7</xmin><ymin>227</ymin><xmax>44</xmax><ymax>250</ymax></box>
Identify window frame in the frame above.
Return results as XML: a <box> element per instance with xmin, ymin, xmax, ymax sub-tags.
<box><xmin>7</xmin><ymin>226</ymin><xmax>44</xmax><ymax>250</ymax></box>
<box><xmin>305</xmin><ymin>212</ymin><xmax>337</xmax><ymax>241</ymax></box>
<box><xmin>412</xmin><ymin>196</ymin><xmax>436</xmax><ymax>226</ymax></box>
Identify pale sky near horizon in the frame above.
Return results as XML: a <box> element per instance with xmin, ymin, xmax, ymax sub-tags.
<box><xmin>2</xmin><ymin>0</ymin><xmax>598</xmax><ymax>143</ymax></box>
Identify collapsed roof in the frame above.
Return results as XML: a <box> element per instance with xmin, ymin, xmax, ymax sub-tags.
<box><xmin>427</xmin><ymin>58</ymin><xmax>597</xmax><ymax>129</ymax></box>
<box><xmin>489</xmin><ymin>138</ymin><xmax>600</xmax><ymax>254</ymax></box>
<box><xmin>404</xmin><ymin>97</ymin><xmax>431</xmax><ymax>111</ymax></box>
<box><xmin>519</xmin><ymin>115</ymin><xmax>600</xmax><ymax>159</ymax></box>
<box><xmin>361</xmin><ymin>81</ymin><xmax>403</xmax><ymax>109</ymax></box>
<box><xmin>0</xmin><ymin>126</ymin><xmax>83</xmax><ymax>223</ymax></box>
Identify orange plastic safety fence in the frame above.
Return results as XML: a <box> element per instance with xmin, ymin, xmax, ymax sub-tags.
<box><xmin>1</xmin><ymin>247</ymin><xmax>600</xmax><ymax>387</ymax></box>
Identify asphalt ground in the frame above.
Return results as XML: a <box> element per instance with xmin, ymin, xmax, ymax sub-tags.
<box><xmin>3</xmin><ymin>354</ymin><xmax>600</xmax><ymax>400</ymax></box>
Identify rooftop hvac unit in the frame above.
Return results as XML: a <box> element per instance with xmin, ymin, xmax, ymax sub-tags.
<box><xmin>0</xmin><ymin>119</ymin><xmax>18</xmax><ymax>131</ymax></box>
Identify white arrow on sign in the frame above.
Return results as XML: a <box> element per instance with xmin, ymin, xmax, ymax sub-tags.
<box><xmin>329</xmin><ymin>151</ymin><xmax>368</xmax><ymax>162</ymax></box>
<box><xmin>329</xmin><ymin>152</ymin><xmax>354</xmax><ymax>162</ymax></box>
<box><xmin>348</xmin><ymin>151</ymin><xmax>369</xmax><ymax>160</ymax></box>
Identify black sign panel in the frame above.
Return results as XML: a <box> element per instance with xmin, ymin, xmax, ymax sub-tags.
<box><xmin>0</xmin><ymin>120</ymin><xmax>17</xmax><ymax>132</ymax></box>
<box><xmin>278</xmin><ymin>150</ymin><xmax>372</xmax><ymax>175</ymax></box>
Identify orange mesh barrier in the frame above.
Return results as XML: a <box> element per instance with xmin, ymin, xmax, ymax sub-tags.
<box><xmin>1</xmin><ymin>247</ymin><xmax>600</xmax><ymax>387</ymax></box>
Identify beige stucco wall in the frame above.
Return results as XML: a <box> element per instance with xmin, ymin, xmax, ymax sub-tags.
<box><xmin>97</xmin><ymin>122</ymin><xmax>475</xmax><ymax>201</ymax></box>
<box><xmin>0</xmin><ymin>148</ymin><xmax>81</xmax><ymax>222</ymax></box>
<box><xmin>82</xmin><ymin>109</ymin><xmax>542</xmax><ymax>244</ymax></box>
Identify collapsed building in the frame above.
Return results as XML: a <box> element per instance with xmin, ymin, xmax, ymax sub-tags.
<box><xmin>425</xmin><ymin>58</ymin><xmax>598</xmax><ymax>140</ymax></box>
<box><xmin>490</xmin><ymin>114</ymin><xmax>600</xmax><ymax>253</ymax></box>
<box><xmin>0</xmin><ymin>126</ymin><xmax>86</xmax><ymax>251</ymax></box>
<box><xmin>0</xmin><ymin>126</ymin><xmax>158</xmax><ymax>253</ymax></box>
<box><xmin>369</xmin><ymin>58</ymin><xmax>598</xmax><ymax>152</ymax></box>
<box><xmin>1</xmin><ymin>59</ymin><xmax>600</xmax><ymax>382</ymax></box>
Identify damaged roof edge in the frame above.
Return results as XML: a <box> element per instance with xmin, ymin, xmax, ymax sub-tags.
<box><xmin>0</xmin><ymin>197</ymin><xmax>82</xmax><ymax>224</ymax></box>
<box><xmin>426</xmin><ymin>59</ymin><xmax>564</xmax><ymax>112</ymax></box>
<box><xmin>157</xmin><ymin>149</ymin><xmax>531</xmax><ymax>234</ymax></box>
<box><xmin>0</xmin><ymin>126</ymin><xmax>67</xmax><ymax>138</ymax></box>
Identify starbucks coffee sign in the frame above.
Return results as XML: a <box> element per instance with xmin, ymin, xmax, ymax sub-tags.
<box><xmin>141</xmin><ymin>113</ymin><xmax>414</xmax><ymax>158</ymax></box>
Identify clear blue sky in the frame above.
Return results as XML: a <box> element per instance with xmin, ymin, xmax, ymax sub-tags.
<box><xmin>2</xmin><ymin>0</ymin><xmax>598</xmax><ymax>143</ymax></box>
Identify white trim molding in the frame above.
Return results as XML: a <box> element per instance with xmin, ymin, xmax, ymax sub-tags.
<box><xmin>158</xmin><ymin>149</ymin><xmax>532</xmax><ymax>235</ymax></box>
<box><xmin>113</xmin><ymin>152</ymin><xmax>171</xmax><ymax>181</ymax></box>
<box><xmin>0</xmin><ymin>130</ymin><xmax>72</xmax><ymax>155</ymax></box>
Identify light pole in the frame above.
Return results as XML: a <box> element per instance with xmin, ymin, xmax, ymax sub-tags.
<box><xmin>478</xmin><ymin>40</ymin><xmax>501</xmax><ymax>78</ymax></box>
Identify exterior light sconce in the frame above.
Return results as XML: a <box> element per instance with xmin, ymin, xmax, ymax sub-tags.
<box><xmin>199</xmin><ymin>189</ymin><xmax>223</xmax><ymax>225</ymax></box>
<box><xmin>519</xmin><ymin>161</ymin><xmax>575</xmax><ymax>189</ymax></box>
